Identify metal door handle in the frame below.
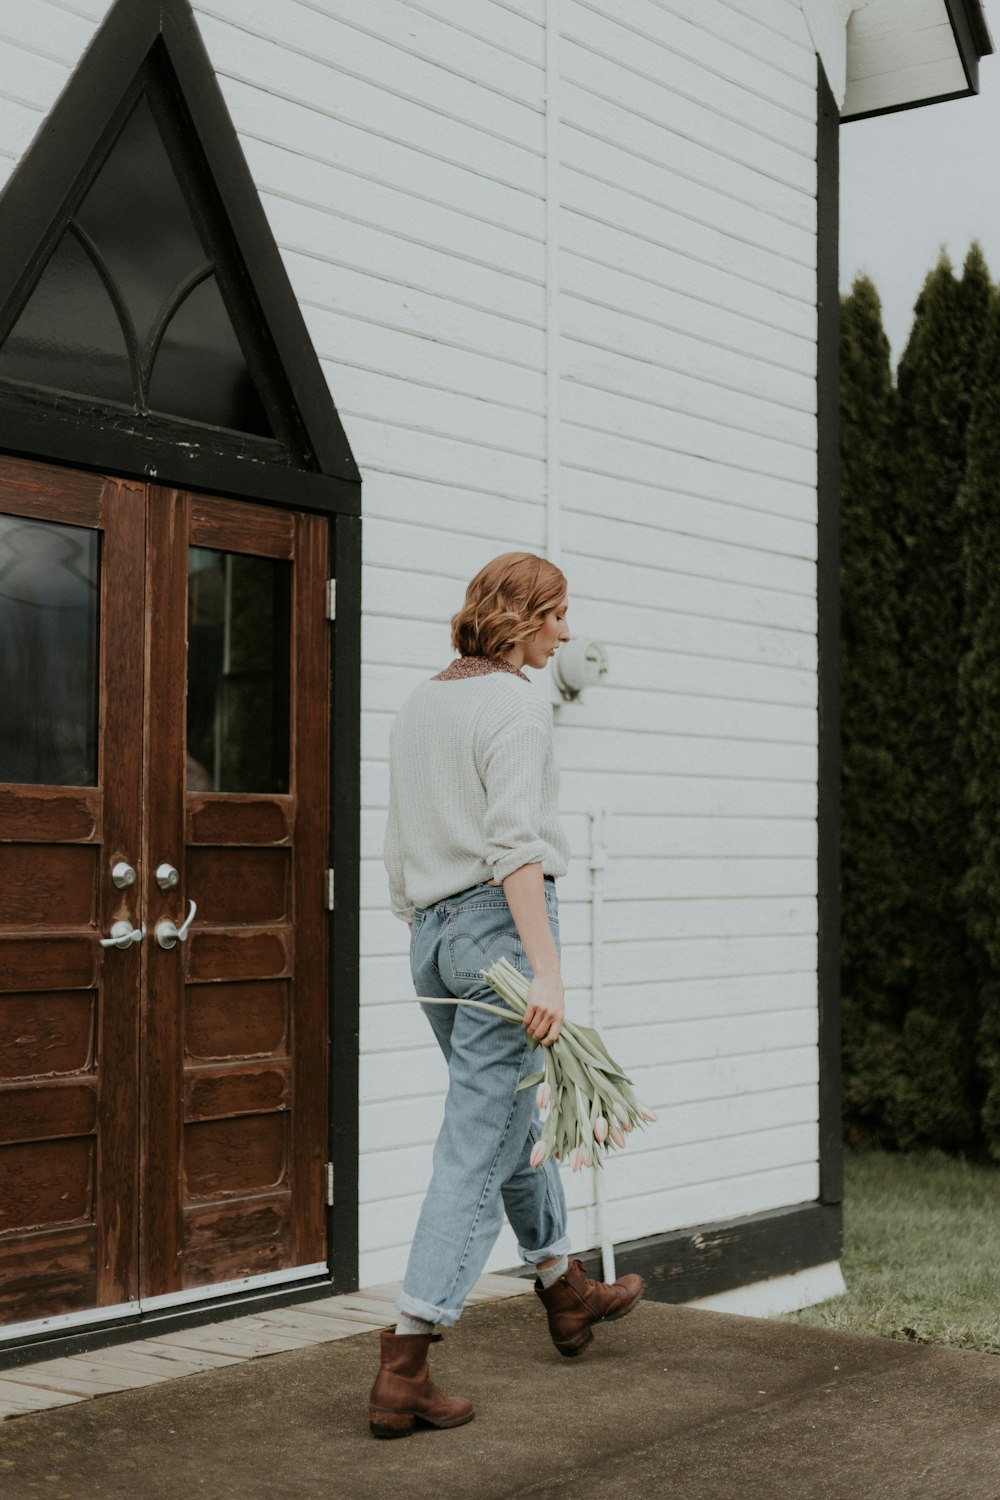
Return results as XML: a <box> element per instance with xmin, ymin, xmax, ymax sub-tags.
<box><xmin>100</xmin><ymin>920</ymin><xmax>146</xmax><ymax>950</ymax></box>
<box><xmin>154</xmin><ymin>899</ymin><xmax>197</xmax><ymax>950</ymax></box>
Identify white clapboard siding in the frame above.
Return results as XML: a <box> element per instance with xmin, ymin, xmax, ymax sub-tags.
<box><xmin>0</xmin><ymin>0</ymin><xmax>834</xmax><ymax>1296</ymax></box>
<box><xmin>563</xmin><ymin>253</ymin><xmax>816</xmax><ymax>380</ymax></box>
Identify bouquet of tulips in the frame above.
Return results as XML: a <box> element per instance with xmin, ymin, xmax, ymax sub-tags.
<box><xmin>422</xmin><ymin>955</ymin><xmax>655</xmax><ymax>1171</ymax></box>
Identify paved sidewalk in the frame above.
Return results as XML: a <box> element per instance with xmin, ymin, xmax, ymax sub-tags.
<box><xmin>2</xmin><ymin>1289</ymin><xmax>1000</xmax><ymax>1499</ymax></box>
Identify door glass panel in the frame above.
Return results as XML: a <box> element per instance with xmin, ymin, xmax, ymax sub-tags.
<box><xmin>187</xmin><ymin>548</ymin><xmax>291</xmax><ymax>793</ymax></box>
<box><xmin>0</xmin><ymin>516</ymin><xmax>99</xmax><ymax>786</ymax></box>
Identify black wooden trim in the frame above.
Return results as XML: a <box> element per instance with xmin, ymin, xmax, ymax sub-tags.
<box><xmin>0</xmin><ymin>403</ymin><xmax>359</xmax><ymax>516</ymax></box>
<box><xmin>0</xmin><ymin>0</ymin><xmax>360</xmax><ymax>488</ymax></box>
<box><xmin>946</xmin><ymin>0</ymin><xmax>994</xmax><ymax>89</ymax></box>
<box><xmin>328</xmin><ymin>512</ymin><xmax>362</xmax><ymax>1292</ymax></box>
<box><xmin>0</xmin><ymin>1276</ymin><xmax>339</xmax><ymax>1373</ymax></box>
<box><xmin>817</xmin><ymin>63</ymin><xmax>843</xmax><ymax>1209</ymax></box>
<box><xmin>570</xmin><ymin>1203</ymin><xmax>843</xmax><ymax>1305</ymax></box>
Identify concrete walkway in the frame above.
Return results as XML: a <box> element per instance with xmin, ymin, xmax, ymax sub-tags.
<box><xmin>2</xmin><ymin>1287</ymin><xmax>999</xmax><ymax>1499</ymax></box>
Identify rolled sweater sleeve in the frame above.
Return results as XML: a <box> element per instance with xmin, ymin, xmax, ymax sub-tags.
<box><xmin>478</xmin><ymin>692</ymin><xmax>554</xmax><ymax>884</ymax></box>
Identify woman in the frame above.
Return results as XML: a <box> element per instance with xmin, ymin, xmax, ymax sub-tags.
<box><xmin>372</xmin><ymin>552</ymin><xmax>643</xmax><ymax>1439</ymax></box>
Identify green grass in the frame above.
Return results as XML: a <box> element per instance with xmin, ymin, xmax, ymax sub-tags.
<box><xmin>781</xmin><ymin>1148</ymin><xmax>1000</xmax><ymax>1354</ymax></box>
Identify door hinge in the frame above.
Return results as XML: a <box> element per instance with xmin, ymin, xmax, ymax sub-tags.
<box><xmin>326</xmin><ymin>868</ymin><xmax>335</xmax><ymax>911</ymax></box>
<box><xmin>326</xmin><ymin>1163</ymin><xmax>335</xmax><ymax>1207</ymax></box>
<box><xmin>326</xmin><ymin>579</ymin><xmax>336</xmax><ymax>621</ymax></box>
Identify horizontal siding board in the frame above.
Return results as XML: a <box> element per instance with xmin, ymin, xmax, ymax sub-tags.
<box><xmin>560</xmin><ymin>82</ymin><xmax>815</xmax><ymax>235</ymax></box>
<box><xmin>223</xmin><ymin>78</ymin><xmax>548</xmax><ymax>235</ymax></box>
<box><xmin>312</xmin><ymin>313</ymin><xmax>545</xmax><ymax>417</ymax></box>
<box><xmin>647</xmin><ymin>0</ymin><xmax>814</xmax><ymax>76</ymax></box>
<box><xmin>720</xmin><ymin>0</ymin><xmax>812</xmax><ymax>50</ymax></box>
<box><xmin>393</xmin><ymin>0</ymin><xmax>546</xmax><ymax>61</ymax></box>
<box><xmin>341</xmin><ymin>416</ymin><xmax>546</xmax><ymax>496</ymax></box>
<box><xmin>561</xmin><ymin>472</ymin><xmax>817</xmax><ymax>557</ymax></box>
<box><xmin>0</xmin><ymin>47</ymin><xmax>70</xmax><ymax>111</ymax></box>
<box><xmin>298</xmin><ymin>0</ymin><xmax>546</xmax><ymax>107</ymax></box>
<box><xmin>561</xmin><ymin>770</ymin><xmax>817</xmax><ymax>819</ymax></box>
<box><xmin>562</xmin><ymin>597</ymin><xmax>817</xmax><ymax>672</ymax></box>
<box><xmin>563</xmin><ymin>340</ymin><xmax>815</xmax><ymax>446</ymax></box>
<box><xmin>563</xmin><ymin>207</ymin><xmax>815</xmax><ymax>343</ymax></box>
<box><xmin>603</xmin><ymin>1164</ymin><xmax>821</xmax><ymax>1245</ymax></box>
<box><xmin>627</xmin><ymin>1046</ymin><xmax>819</xmax><ymax>1111</ymax></box>
<box><xmin>563</xmin><ymin>381</ymin><xmax>816</xmax><ymax>487</ymax></box>
<box><xmin>0</xmin><ymin>96</ymin><xmax>44</xmax><ymax>162</ymax></box>
<box><xmin>237</xmin><ymin>123</ymin><xmax>546</xmax><ymax>254</ymax></box>
<box><xmin>213</xmin><ymin>35</ymin><xmax>545</xmax><ymax>194</ymax></box>
<box><xmin>603</xmin><ymin>1125</ymin><xmax>819</xmax><ymax>1205</ymax></box>
<box><xmin>260</xmin><ymin>195</ymin><xmax>546</xmax><ymax>327</ymax></box>
<box><xmin>561</xmin><ymin>40</ymin><xmax>815</xmax><ymax>194</ymax></box>
<box><xmin>565</xmin><ymin>511</ymin><xmax>816</xmax><ymax>593</ymax></box>
<box><xmin>552</xmin><ymin>688</ymin><xmax>816</xmax><ymax>745</ymax></box>
<box><xmin>604</xmin><ymin>972</ymin><xmax>817</xmax><ymax>1027</ymax></box>
<box><xmin>0</xmin><ymin>0</ymin><xmax>100</xmax><ymax>63</ymax></box>
<box><xmin>562</xmin><ymin>125</ymin><xmax>815</xmax><ymax>271</ymax></box>
<box><xmin>197</xmin><ymin>5</ymin><xmax>545</xmax><ymax>149</ymax></box>
<box><xmin>567</xmin><ymin>553</ymin><xmax>816</xmax><ymax>632</ymax></box>
<box><xmin>563</xmin><ymin>253</ymin><xmax>815</xmax><ymax>379</ymax></box>
<box><xmin>290</xmin><ymin>261</ymin><xmax>546</xmax><ymax>372</ymax></box>
<box><xmin>562</xmin><ymin>315</ymin><xmax>815</xmax><ymax>420</ymax></box>
<box><xmin>330</xmin><ymin>367</ymin><xmax>545</xmax><ymax>457</ymax></box>
<box><xmin>564</xmin><ymin>427</ymin><xmax>814</xmax><ymax>521</ymax></box>
<box><xmin>613</xmin><ymin>1007</ymin><xmax>817</xmax><ymax>1068</ymax></box>
<box><xmin>590</xmin><ymin>933</ymin><xmax>817</xmax><ymax>985</ymax></box>
<box><xmin>564</xmin><ymin>1</ymin><xmax>814</xmax><ymax>146</ymax></box>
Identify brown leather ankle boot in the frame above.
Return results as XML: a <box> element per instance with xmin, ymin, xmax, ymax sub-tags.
<box><xmin>369</xmin><ymin>1329</ymin><xmax>475</xmax><ymax>1438</ymax></box>
<box><xmin>535</xmin><ymin>1258</ymin><xmax>644</xmax><ymax>1357</ymax></box>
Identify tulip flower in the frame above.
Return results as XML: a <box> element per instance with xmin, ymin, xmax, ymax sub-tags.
<box><xmin>419</xmin><ymin>956</ymin><xmax>657</xmax><ymax>1174</ymax></box>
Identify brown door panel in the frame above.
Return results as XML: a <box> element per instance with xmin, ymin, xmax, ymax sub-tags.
<box><xmin>0</xmin><ymin>789</ymin><xmax>101</xmax><ymax>843</ymax></box>
<box><xmin>0</xmin><ymin>465</ymin><xmax>330</xmax><ymax>1326</ymax></box>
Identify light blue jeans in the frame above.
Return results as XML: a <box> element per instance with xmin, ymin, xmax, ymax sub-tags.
<box><xmin>395</xmin><ymin>879</ymin><xmax>571</xmax><ymax>1328</ymax></box>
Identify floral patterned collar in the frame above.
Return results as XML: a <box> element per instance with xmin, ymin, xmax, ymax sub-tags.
<box><xmin>432</xmin><ymin>656</ymin><xmax>528</xmax><ymax>683</ymax></box>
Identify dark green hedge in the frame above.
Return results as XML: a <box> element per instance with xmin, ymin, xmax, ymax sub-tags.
<box><xmin>841</xmin><ymin>249</ymin><xmax>1000</xmax><ymax>1156</ymax></box>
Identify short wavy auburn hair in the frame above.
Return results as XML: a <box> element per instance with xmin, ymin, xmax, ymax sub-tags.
<box><xmin>451</xmin><ymin>552</ymin><xmax>567</xmax><ymax>658</ymax></box>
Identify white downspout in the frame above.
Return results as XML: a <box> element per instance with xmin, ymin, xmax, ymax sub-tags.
<box><xmin>590</xmin><ymin>808</ymin><xmax>616</xmax><ymax>1284</ymax></box>
<box><xmin>545</xmin><ymin>0</ymin><xmax>561</xmax><ymax>568</ymax></box>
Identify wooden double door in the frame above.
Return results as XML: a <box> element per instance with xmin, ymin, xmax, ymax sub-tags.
<box><xmin>0</xmin><ymin>456</ymin><xmax>330</xmax><ymax>1329</ymax></box>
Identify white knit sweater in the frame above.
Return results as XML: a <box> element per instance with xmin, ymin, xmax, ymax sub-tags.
<box><xmin>383</xmin><ymin>672</ymin><xmax>569</xmax><ymax>921</ymax></box>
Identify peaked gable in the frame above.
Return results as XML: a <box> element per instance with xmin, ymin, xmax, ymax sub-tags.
<box><xmin>0</xmin><ymin>0</ymin><xmax>359</xmax><ymax>508</ymax></box>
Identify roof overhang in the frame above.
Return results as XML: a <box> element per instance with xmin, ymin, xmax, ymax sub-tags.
<box><xmin>842</xmin><ymin>0</ymin><xmax>994</xmax><ymax>121</ymax></box>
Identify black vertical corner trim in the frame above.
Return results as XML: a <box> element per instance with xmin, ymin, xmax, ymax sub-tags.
<box><xmin>945</xmin><ymin>0</ymin><xmax>994</xmax><ymax>92</ymax></box>
<box><xmin>328</xmin><ymin>511</ymin><xmax>362</xmax><ymax>1292</ymax></box>
<box><xmin>816</xmin><ymin>61</ymin><xmax>843</xmax><ymax>1208</ymax></box>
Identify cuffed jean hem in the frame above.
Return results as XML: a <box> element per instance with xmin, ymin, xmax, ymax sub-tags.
<box><xmin>517</xmin><ymin>1233</ymin><xmax>572</xmax><ymax>1267</ymax></box>
<box><xmin>395</xmin><ymin>1288</ymin><xmax>464</xmax><ymax>1329</ymax></box>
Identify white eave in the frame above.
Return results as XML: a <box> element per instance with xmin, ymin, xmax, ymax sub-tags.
<box><xmin>842</xmin><ymin>0</ymin><xmax>994</xmax><ymax>121</ymax></box>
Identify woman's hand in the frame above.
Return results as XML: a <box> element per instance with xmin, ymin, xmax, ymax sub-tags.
<box><xmin>502</xmin><ymin>863</ymin><xmax>564</xmax><ymax>1046</ymax></box>
<box><xmin>523</xmin><ymin>969</ymin><xmax>565</xmax><ymax>1046</ymax></box>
